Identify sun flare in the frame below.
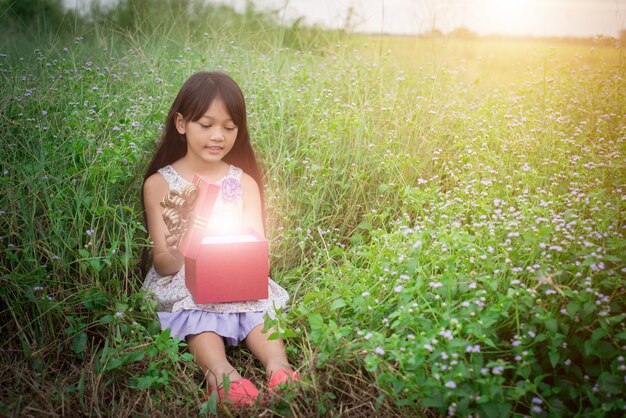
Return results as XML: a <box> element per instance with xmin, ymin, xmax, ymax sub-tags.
<box><xmin>498</xmin><ymin>0</ymin><xmax>526</xmax><ymax>15</ymax></box>
<box><xmin>479</xmin><ymin>0</ymin><xmax>541</xmax><ymax>36</ymax></box>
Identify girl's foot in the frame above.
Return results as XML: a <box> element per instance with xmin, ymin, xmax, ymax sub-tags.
<box><xmin>208</xmin><ymin>378</ymin><xmax>261</xmax><ymax>406</ymax></box>
<box><xmin>268</xmin><ymin>368</ymin><xmax>299</xmax><ymax>391</ymax></box>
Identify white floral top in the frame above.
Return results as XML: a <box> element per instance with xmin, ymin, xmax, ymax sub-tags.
<box><xmin>142</xmin><ymin>164</ymin><xmax>289</xmax><ymax>314</ymax></box>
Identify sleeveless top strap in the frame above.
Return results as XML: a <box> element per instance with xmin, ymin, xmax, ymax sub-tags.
<box><xmin>226</xmin><ymin>165</ymin><xmax>243</xmax><ymax>181</ymax></box>
<box><xmin>157</xmin><ymin>165</ymin><xmax>191</xmax><ymax>193</ymax></box>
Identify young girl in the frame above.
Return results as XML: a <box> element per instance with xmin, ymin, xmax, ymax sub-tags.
<box><xmin>141</xmin><ymin>71</ymin><xmax>298</xmax><ymax>405</ymax></box>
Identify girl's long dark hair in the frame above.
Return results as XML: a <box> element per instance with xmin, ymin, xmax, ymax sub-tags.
<box><xmin>139</xmin><ymin>71</ymin><xmax>265</xmax><ymax>276</ymax></box>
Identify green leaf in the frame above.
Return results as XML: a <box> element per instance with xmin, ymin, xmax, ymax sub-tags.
<box><xmin>81</xmin><ymin>288</ymin><xmax>108</xmax><ymax>311</ymax></box>
<box><xmin>545</xmin><ymin>318</ymin><xmax>557</xmax><ymax>334</ymax></box>
<box><xmin>407</xmin><ymin>258</ymin><xmax>418</xmax><ymax>273</ymax></box>
<box><xmin>479</xmin><ymin>401</ymin><xmax>512</xmax><ymax>418</ymax></box>
<box><xmin>200</xmin><ymin>391</ymin><xmax>218</xmax><ymax>415</ymax></box>
<box><xmin>483</xmin><ymin>338</ymin><xmax>497</xmax><ymax>348</ymax></box>
<box><xmin>280</xmin><ymin>328</ymin><xmax>297</xmax><ymax>338</ymax></box>
<box><xmin>601</xmin><ymin>254</ymin><xmax>623</xmax><ymax>262</ymax></box>
<box><xmin>595</xmin><ymin>341</ymin><xmax>617</xmax><ymax>359</ymax></box>
<box><xmin>421</xmin><ymin>394</ymin><xmax>444</xmax><ymax>409</ymax></box>
<box><xmin>598</xmin><ymin>373</ymin><xmax>623</xmax><ymax>395</ymax></box>
<box><xmin>582</xmin><ymin>302</ymin><xmax>595</xmax><ymax>317</ymax></box>
<box><xmin>330</xmin><ymin>298</ymin><xmax>347</xmax><ymax>310</ymax></box>
<box><xmin>591</xmin><ymin>328</ymin><xmax>607</xmax><ymax>344</ymax></box>
<box><xmin>71</xmin><ymin>332</ymin><xmax>87</xmax><ymax>356</ymax></box>
<box><xmin>133</xmin><ymin>376</ymin><xmax>154</xmax><ymax>390</ymax></box>
<box><xmin>606</xmin><ymin>313</ymin><xmax>626</xmax><ymax>326</ymax></box>
<box><xmin>89</xmin><ymin>257</ymin><xmax>102</xmax><ymax>272</ymax></box>
<box><xmin>566</xmin><ymin>301</ymin><xmax>579</xmax><ymax>317</ymax></box>
<box><xmin>303</xmin><ymin>291</ymin><xmax>322</xmax><ymax>304</ymax></box>
<box><xmin>308</xmin><ymin>313</ymin><xmax>323</xmax><ymax>330</ymax></box>
<box><xmin>357</xmin><ymin>221</ymin><xmax>372</xmax><ymax>231</ymax></box>
<box><xmin>548</xmin><ymin>350</ymin><xmax>559</xmax><ymax>368</ymax></box>
<box><xmin>104</xmin><ymin>357</ymin><xmax>125</xmax><ymax>371</ymax></box>
<box><xmin>350</xmin><ymin>233</ymin><xmax>364</xmax><ymax>245</ymax></box>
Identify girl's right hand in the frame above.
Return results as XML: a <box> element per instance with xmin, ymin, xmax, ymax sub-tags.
<box><xmin>144</xmin><ymin>173</ymin><xmax>185</xmax><ymax>275</ymax></box>
<box><xmin>164</xmin><ymin>231</ymin><xmax>181</xmax><ymax>254</ymax></box>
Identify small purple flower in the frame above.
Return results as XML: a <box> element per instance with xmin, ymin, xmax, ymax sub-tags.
<box><xmin>465</xmin><ymin>344</ymin><xmax>481</xmax><ymax>353</ymax></box>
<box><xmin>221</xmin><ymin>177</ymin><xmax>243</xmax><ymax>201</ymax></box>
<box><xmin>374</xmin><ymin>346</ymin><xmax>385</xmax><ymax>355</ymax></box>
<box><xmin>492</xmin><ymin>366</ymin><xmax>505</xmax><ymax>375</ymax></box>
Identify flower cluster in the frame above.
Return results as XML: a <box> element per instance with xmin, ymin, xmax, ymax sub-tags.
<box><xmin>220</xmin><ymin>177</ymin><xmax>243</xmax><ymax>201</ymax></box>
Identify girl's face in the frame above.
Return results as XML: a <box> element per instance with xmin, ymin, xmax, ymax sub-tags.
<box><xmin>175</xmin><ymin>98</ymin><xmax>238</xmax><ymax>164</ymax></box>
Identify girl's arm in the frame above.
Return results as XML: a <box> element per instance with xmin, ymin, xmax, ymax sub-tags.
<box><xmin>144</xmin><ymin>173</ymin><xmax>184</xmax><ymax>276</ymax></box>
<box><xmin>241</xmin><ymin>173</ymin><xmax>265</xmax><ymax>237</ymax></box>
<box><xmin>241</xmin><ymin>173</ymin><xmax>269</xmax><ymax>271</ymax></box>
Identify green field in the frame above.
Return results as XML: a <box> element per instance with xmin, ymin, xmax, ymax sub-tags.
<box><xmin>1</xmin><ymin>1</ymin><xmax>625</xmax><ymax>416</ymax></box>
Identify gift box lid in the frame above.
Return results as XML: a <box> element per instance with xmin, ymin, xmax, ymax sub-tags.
<box><xmin>178</xmin><ymin>174</ymin><xmax>220</xmax><ymax>259</ymax></box>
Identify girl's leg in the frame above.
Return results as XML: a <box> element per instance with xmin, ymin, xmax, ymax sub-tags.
<box><xmin>187</xmin><ymin>331</ymin><xmax>242</xmax><ymax>389</ymax></box>
<box><xmin>244</xmin><ymin>324</ymin><xmax>292</xmax><ymax>378</ymax></box>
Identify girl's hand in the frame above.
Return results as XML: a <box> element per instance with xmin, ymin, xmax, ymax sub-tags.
<box><xmin>164</xmin><ymin>231</ymin><xmax>181</xmax><ymax>254</ymax></box>
<box><xmin>144</xmin><ymin>173</ymin><xmax>184</xmax><ymax>275</ymax></box>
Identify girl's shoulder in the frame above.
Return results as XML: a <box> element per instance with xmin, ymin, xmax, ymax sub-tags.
<box><xmin>144</xmin><ymin>170</ymin><xmax>167</xmax><ymax>188</ymax></box>
<box><xmin>240</xmin><ymin>170</ymin><xmax>260</xmax><ymax>197</ymax></box>
<box><xmin>143</xmin><ymin>171</ymin><xmax>170</xmax><ymax>203</ymax></box>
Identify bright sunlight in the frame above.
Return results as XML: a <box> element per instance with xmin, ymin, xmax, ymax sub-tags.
<box><xmin>477</xmin><ymin>0</ymin><xmax>542</xmax><ymax>36</ymax></box>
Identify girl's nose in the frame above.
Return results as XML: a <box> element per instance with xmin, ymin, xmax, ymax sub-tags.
<box><xmin>210</xmin><ymin>130</ymin><xmax>224</xmax><ymax>141</ymax></box>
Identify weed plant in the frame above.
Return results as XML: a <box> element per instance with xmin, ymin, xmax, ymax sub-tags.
<box><xmin>1</xmin><ymin>0</ymin><xmax>625</xmax><ymax>416</ymax></box>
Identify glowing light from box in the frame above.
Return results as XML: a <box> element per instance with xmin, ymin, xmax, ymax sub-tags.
<box><xmin>201</xmin><ymin>234</ymin><xmax>258</xmax><ymax>244</ymax></box>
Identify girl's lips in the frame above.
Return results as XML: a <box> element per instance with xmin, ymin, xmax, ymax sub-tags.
<box><xmin>204</xmin><ymin>145</ymin><xmax>223</xmax><ymax>153</ymax></box>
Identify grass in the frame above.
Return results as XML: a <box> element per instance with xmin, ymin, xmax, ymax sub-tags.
<box><xmin>1</xmin><ymin>1</ymin><xmax>625</xmax><ymax>416</ymax></box>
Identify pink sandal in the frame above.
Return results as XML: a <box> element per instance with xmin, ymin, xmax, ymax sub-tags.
<box><xmin>268</xmin><ymin>368</ymin><xmax>299</xmax><ymax>390</ymax></box>
<box><xmin>207</xmin><ymin>378</ymin><xmax>261</xmax><ymax>406</ymax></box>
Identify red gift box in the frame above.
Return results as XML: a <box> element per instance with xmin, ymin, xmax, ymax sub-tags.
<box><xmin>178</xmin><ymin>175</ymin><xmax>269</xmax><ymax>304</ymax></box>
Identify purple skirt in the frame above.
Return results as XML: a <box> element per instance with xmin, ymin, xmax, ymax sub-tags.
<box><xmin>157</xmin><ymin>309</ymin><xmax>273</xmax><ymax>346</ymax></box>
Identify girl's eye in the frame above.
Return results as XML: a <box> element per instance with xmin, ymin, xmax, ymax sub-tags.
<box><xmin>226</xmin><ymin>126</ymin><xmax>237</xmax><ymax>131</ymax></box>
<box><xmin>200</xmin><ymin>124</ymin><xmax>211</xmax><ymax>128</ymax></box>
